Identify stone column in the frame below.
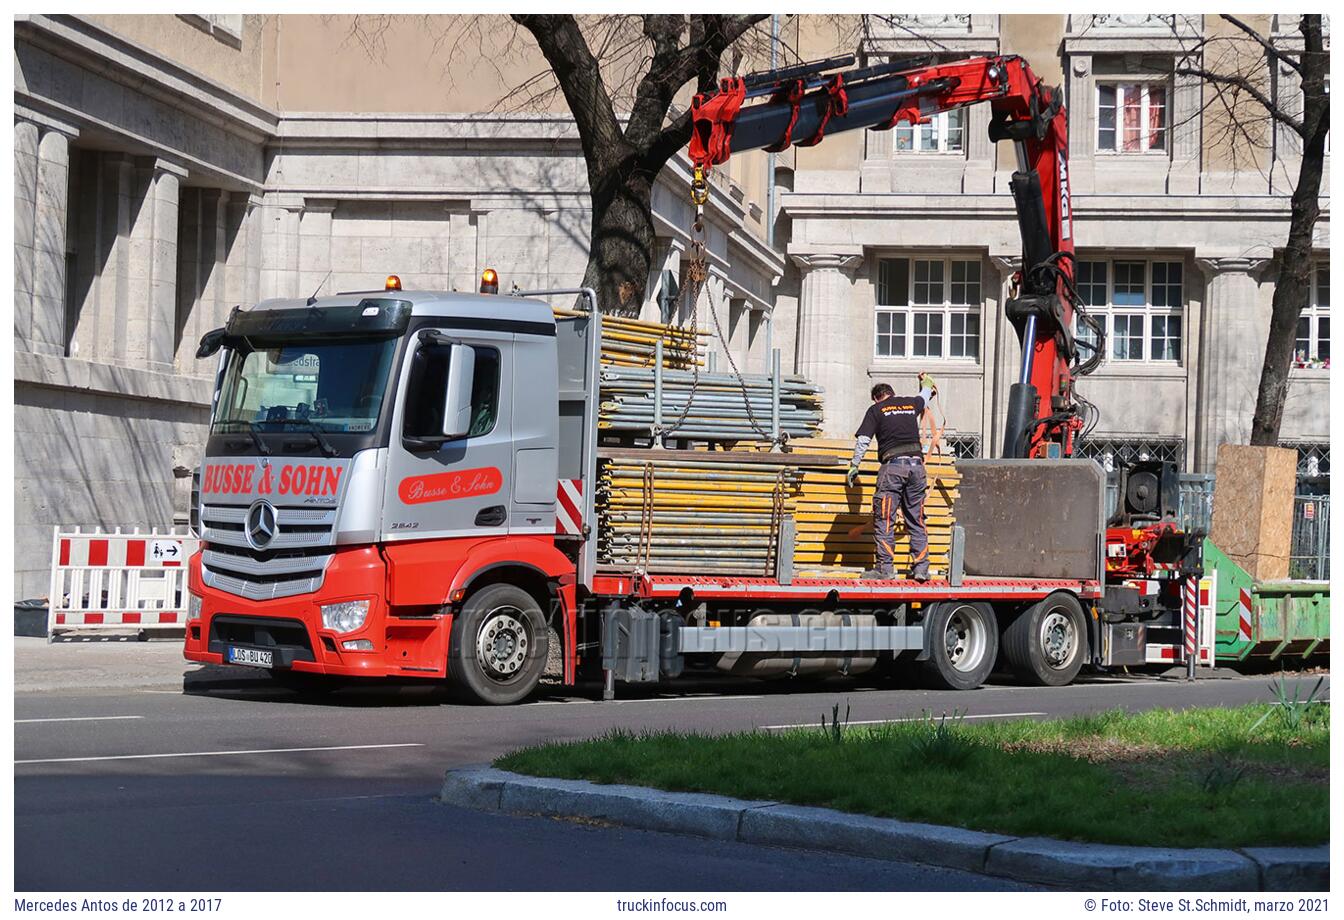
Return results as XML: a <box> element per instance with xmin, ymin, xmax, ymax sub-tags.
<box><xmin>793</xmin><ymin>251</ymin><xmax>863</xmax><ymax>436</ymax></box>
<box><xmin>242</xmin><ymin>194</ymin><xmax>263</xmax><ymax>305</ymax></box>
<box><xmin>224</xmin><ymin>192</ymin><xmax>258</xmax><ymax>308</ymax></box>
<box><xmin>125</xmin><ymin>158</ymin><xmax>183</xmax><ymax>371</ymax></box>
<box><xmin>1194</xmin><ymin>257</ymin><xmax>1271</xmax><ymax>471</ymax></box>
<box><xmin>148</xmin><ymin>163</ymin><xmax>182</xmax><ymax>371</ymax></box>
<box><xmin>31</xmin><ymin>127</ymin><xmax>72</xmax><ymax>356</ymax></box>
<box><xmin>175</xmin><ymin>187</ymin><xmax>203</xmax><ymax>372</ymax></box>
<box><xmin>14</xmin><ymin>118</ymin><xmax>40</xmax><ymax>352</ymax></box>
<box><xmin>95</xmin><ymin>153</ymin><xmax>133</xmax><ymax>366</ymax></box>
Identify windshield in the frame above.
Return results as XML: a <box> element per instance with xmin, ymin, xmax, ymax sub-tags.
<box><xmin>213</xmin><ymin>338</ymin><xmax>398</xmax><ymax>434</ymax></box>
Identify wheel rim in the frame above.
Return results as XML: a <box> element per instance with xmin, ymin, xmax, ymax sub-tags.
<box><xmin>944</xmin><ymin>605</ymin><xmax>987</xmax><ymax>673</ymax></box>
<box><xmin>1039</xmin><ymin>607</ymin><xmax>1077</xmax><ymax>669</ymax></box>
<box><xmin>476</xmin><ymin>607</ymin><xmax>530</xmax><ymax>680</ymax></box>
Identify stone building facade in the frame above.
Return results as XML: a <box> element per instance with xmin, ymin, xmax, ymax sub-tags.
<box><xmin>11</xmin><ymin>14</ymin><xmax>1330</xmax><ymax>597</ymax></box>
<box><xmin>773</xmin><ymin>14</ymin><xmax>1329</xmax><ymax>476</ymax></box>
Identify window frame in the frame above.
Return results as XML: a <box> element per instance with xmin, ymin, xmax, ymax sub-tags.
<box><xmin>1096</xmin><ymin>80</ymin><xmax>1171</xmax><ymax>154</ymax></box>
<box><xmin>1072</xmin><ymin>257</ymin><xmax>1186</xmax><ymax>366</ymax></box>
<box><xmin>893</xmin><ymin>108</ymin><xmax>967</xmax><ymax>154</ymax></box>
<box><xmin>1294</xmin><ymin>263</ymin><xmax>1330</xmax><ymax>367</ymax></box>
<box><xmin>874</xmin><ymin>255</ymin><xmax>983</xmax><ymax>362</ymax></box>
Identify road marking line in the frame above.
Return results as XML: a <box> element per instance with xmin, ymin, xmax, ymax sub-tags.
<box><xmin>761</xmin><ymin>711</ymin><xmax>1047</xmax><ymax>730</ymax></box>
<box><xmin>16</xmin><ymin>742</ymin><xmax>423</xmax><ymax>765</ymax></box>
<box><xmin>16</xmin><ymin>716</ymin><xmax>145</xmax><ymax>724</ymax></box>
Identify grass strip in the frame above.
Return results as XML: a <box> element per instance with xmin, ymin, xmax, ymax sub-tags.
<box><xmin>496</xmin><ymin>703</ymin><xmax>1328</xmax><ymax>848</ymax></box>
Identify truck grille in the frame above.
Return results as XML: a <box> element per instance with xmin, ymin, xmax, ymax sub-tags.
<box><xmin>199</xmin><ymin>503</ymin><xmax>337</xmax><ymax>601</ymax></box>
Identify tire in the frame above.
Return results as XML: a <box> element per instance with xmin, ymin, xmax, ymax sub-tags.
<box><xmin>448</xmin><ymin>583</ymin><xmax>549</xmax><ymax>705</ymax></box>
<box><xmin>1002</xmin><ymin>592</ymin><xmax>1088</xmax><ymax>687</ymax></box>
<box><xmin>919</xmin><ymin>601</ymin><xmax>998</xmax><ymax>690</ymax></box>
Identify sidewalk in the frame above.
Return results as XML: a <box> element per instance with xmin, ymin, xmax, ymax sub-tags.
<box><xmin>13</xmin><ymin>636</ymin><xmax>201</xmax><ymax>693</ymax></box>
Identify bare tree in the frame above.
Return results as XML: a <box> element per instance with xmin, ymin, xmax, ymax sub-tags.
<box><xmin>1176</xmin><ymin>15</ymin><xmax>1329</xmax><ymax>445</ymax></box>
<box><xmin>509</xmin><ymin>15</ymin><xmax>770</xmax><ymax>314</ymax></box>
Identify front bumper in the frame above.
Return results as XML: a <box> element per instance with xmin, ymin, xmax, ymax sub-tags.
<box><xmin>184</xmin><ymin>545</ymin><xmax>449</xmax><ymax>678</ymax></box>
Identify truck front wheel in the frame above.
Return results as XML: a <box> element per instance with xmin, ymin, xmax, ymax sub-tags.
<box><xmin>919</xmin><ymin>601</ymin><xmax>998</xmax><ymax>690</ymax></box>
<box><xmin>449</xmin><ymin>583</ymin><xmax>549</xmax><ymax>705</ymax></box>
<box><xmin>1002</xmin><ymin>592</ymin><xmax>1087</xmax><ymax>687</ymax></box>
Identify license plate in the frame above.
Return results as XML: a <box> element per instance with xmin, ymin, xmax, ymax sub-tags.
<box><xmin>227</xmin><ymin>646</ymin><xmax>273</xmax><ymax>668</ymax></box>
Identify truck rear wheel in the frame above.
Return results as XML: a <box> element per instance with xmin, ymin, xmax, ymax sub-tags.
<box><xmin>449</xmin><ymin>583</ymin><xmax>549</xmax><ymax>705</ymax></box>
<box><xmin>919</xmin><ymin>601</ymin><xmax>998</xmax><ymax>690</ymax></box>
<box><xmin>1002</xmin><ymin>592</ymin><xmax>1087</xmax><ymax>687</ymax></box>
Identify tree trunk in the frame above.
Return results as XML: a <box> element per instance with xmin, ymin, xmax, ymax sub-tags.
<box><xmin>1248</xmin><ymin>16</ymin><xmax>1328</xmax><ymax>446</ymax></box>
<box><xmin>582</xmin><ymin>166</ymin><xmax>657</xmax><ymax>316</ymax></box>
<box><xmin>1248</xmin><ymin>168</ymin><xmax>1321</xmax><ymax>445</ymax></box>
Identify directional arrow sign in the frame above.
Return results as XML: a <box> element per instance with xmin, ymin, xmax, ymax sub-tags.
<box><xmin>150</xmin><ymin>540</ymin><xmax>184</xmax><ymax>562</ymax></box>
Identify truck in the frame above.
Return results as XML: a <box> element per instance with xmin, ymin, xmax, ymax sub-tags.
<box><xmin>183</xmin><ymin>53</ymin><xmax>1212</xmax><ymax>703</ymax></box>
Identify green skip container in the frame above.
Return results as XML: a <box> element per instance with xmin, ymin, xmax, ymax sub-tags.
<box><xmin>1206</xmin><ymin>538</ymin><xmax>1330</xmax><ymax>665</ymax></box>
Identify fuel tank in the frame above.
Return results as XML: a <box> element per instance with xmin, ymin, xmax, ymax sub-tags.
<box><xmin>715</xmin><ymin>612</ymin><xmax>878</xmax><ymax>678</ymax></box>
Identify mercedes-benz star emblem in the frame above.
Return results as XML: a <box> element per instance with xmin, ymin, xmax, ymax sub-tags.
<box><xmin>246</xmin><ymin>500</ymin><xmax>277</xmax><ymax>550</ymax></box>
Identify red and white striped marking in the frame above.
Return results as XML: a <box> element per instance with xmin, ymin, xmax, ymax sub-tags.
<box><xmin>556</xmin><ymin>478</ymin><xmax>584</xmax><ymax>536</ymax></box>
<box><xmin>57</xmin><ymin>535</ymin><xmax>189</xmax><ymax>568</ymax></box>
<box><xmin>1183</xmin><ymin>575</ymin><xmax>1199</xmax><ymax>659</ymax></box>
<box><xmin>53</xmin><ymin>611</ymin><xmax>184</xmax><ymax>627</ymax></box>
<box><xmin>1238</xmin><ymin>587</ymin><xmax>1254</xmax><ymax>643</ymax></box>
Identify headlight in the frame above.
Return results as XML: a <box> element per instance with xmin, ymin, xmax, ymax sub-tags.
<box><xmin>321</xmin><ymin>600</ymin><xmax>370</xmax><ymax>634</ymax></box>
<box><xmin>187</xmin><ymin>592</ymin><xmax>202</xmax><ymax>621</ymax></box>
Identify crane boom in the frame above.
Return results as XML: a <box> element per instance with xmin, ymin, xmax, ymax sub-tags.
<box><xmin>687</xmin><ymin>54</ymin><xmax>1102</xmax><ymax>459</ymax></box>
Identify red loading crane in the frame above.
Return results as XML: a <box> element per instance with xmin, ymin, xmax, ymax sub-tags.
<box><xmin>685</xmin><ymin>53</ymin><xmax>1105</xmax><ymax>459</ymax></box>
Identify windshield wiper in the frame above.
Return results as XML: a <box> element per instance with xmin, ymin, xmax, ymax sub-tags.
<box><xmin>240</xmin><ymin>421</ymin><xmax>271</xmax><ymax>456</ymax></box>
<box><xmin>292</xmin><ymin>418</ymin><xmax>338</xmax><ymax>458</ymax></box>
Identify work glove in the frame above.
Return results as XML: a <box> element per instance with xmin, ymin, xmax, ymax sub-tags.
<box><xmin>919</xmin><ymin>372</ymin><xmax>936</xmax><ymax>393</ymax></box>
<box><xmin>846</xmin><ymin>463</ymin><xmax>860</xmax><ymax>488</ymax></box>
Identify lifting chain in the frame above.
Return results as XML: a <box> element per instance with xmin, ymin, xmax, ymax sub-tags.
<box><xmin>662</xmin><ymin>209</ymin><xmax>775</xmax><ymax>446</ymax></box>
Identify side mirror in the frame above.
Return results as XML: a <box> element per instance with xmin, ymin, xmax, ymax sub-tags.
<box><xmin>197</xmin><ymin>327</ymin><xmax>226</xmax><ymax>359</ymax></box>
<box><xmin>442</xmin><ymin>343</ymin><xmax>476</xmax><ymax>438</ymax></box>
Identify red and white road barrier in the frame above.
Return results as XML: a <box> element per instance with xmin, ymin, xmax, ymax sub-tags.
<box><xmin>47</xmin><ymin>527</ymin><xmax>199</xmax><ymax>637</ymax></box>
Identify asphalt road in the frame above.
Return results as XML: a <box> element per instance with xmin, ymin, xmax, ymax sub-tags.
<box><xmin>14</xmin><ymin>653</ymin><xmax>1326</xmax><ymax>892</ymax></box>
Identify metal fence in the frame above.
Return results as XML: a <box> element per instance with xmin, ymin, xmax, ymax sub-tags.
<box><xmin>1291</xmin><ymin>494</ymin><xmax>1330</xmax><ymax>581</ymax></box>
<box><xmin>1104</xmin><ymin>473</ymin><xmax>1330</xmax><ymax>581</ymax></box>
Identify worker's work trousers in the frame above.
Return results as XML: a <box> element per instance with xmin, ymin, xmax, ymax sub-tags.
<box><xmin>873</xmin><ymin>457</ymin><xmax>928</xmax><ymax>570</ymax></box>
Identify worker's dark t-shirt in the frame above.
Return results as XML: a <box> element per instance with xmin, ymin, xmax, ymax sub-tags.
<box><xmin>855</xmin><ymin>394</ymin><xmax>926</xmax><ymax>459</ymax></box>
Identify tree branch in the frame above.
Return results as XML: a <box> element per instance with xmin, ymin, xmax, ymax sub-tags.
<box><xmin>625</xmin><ymin>14</ymin><xmax>768</xmax><ymax>152</ymax></box>
<box><xmin>1221</xmin><ymin>14</ymin><xmax>1301</xmax><ymax>75</ymax></box>
<box><xmin>512</xmin><ymin>14</ymin><xmax>629</xmax><ymax>171</ymax></box>
<box><xmin>1174</xmin><ymin>64</ymin><xmax>1304</xmax><ymax>137</ymax></box>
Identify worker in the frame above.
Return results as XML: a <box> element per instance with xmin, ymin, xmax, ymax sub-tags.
<box><xmin>847</xmin><ymin>373</ymin><xmax>936</xmax><ymax>581</ymax></box>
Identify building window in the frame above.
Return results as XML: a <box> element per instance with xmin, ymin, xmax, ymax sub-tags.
<box><xmin>875</xmin><ymin>257</ymin><xmax>981</xmax><ymax>361</ymax></box>
<box><xmin>1295</xmin><ymin>264</ymin><xmax>1330</xmax><ymax>367</ymax></box>
<box><xmin>1097</xmin><ymin>83</ymin><xmax>1168</xmax><ymax>152</ymax></box>
<box><xmin>895</xmin><ymin>108</ymin><xmax>965</xmax><ymax>153</ymax></box>
<box><xmin>1071</xmin><ymin>258</ymin><xmax>1185</xmax><ymax>364</ymax></box>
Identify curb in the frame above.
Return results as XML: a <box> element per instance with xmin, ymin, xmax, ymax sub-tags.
<box><xmin>438</xmin><ymin>766</ymin><xmax>1328</xmax><ymax>891</ymax></box>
